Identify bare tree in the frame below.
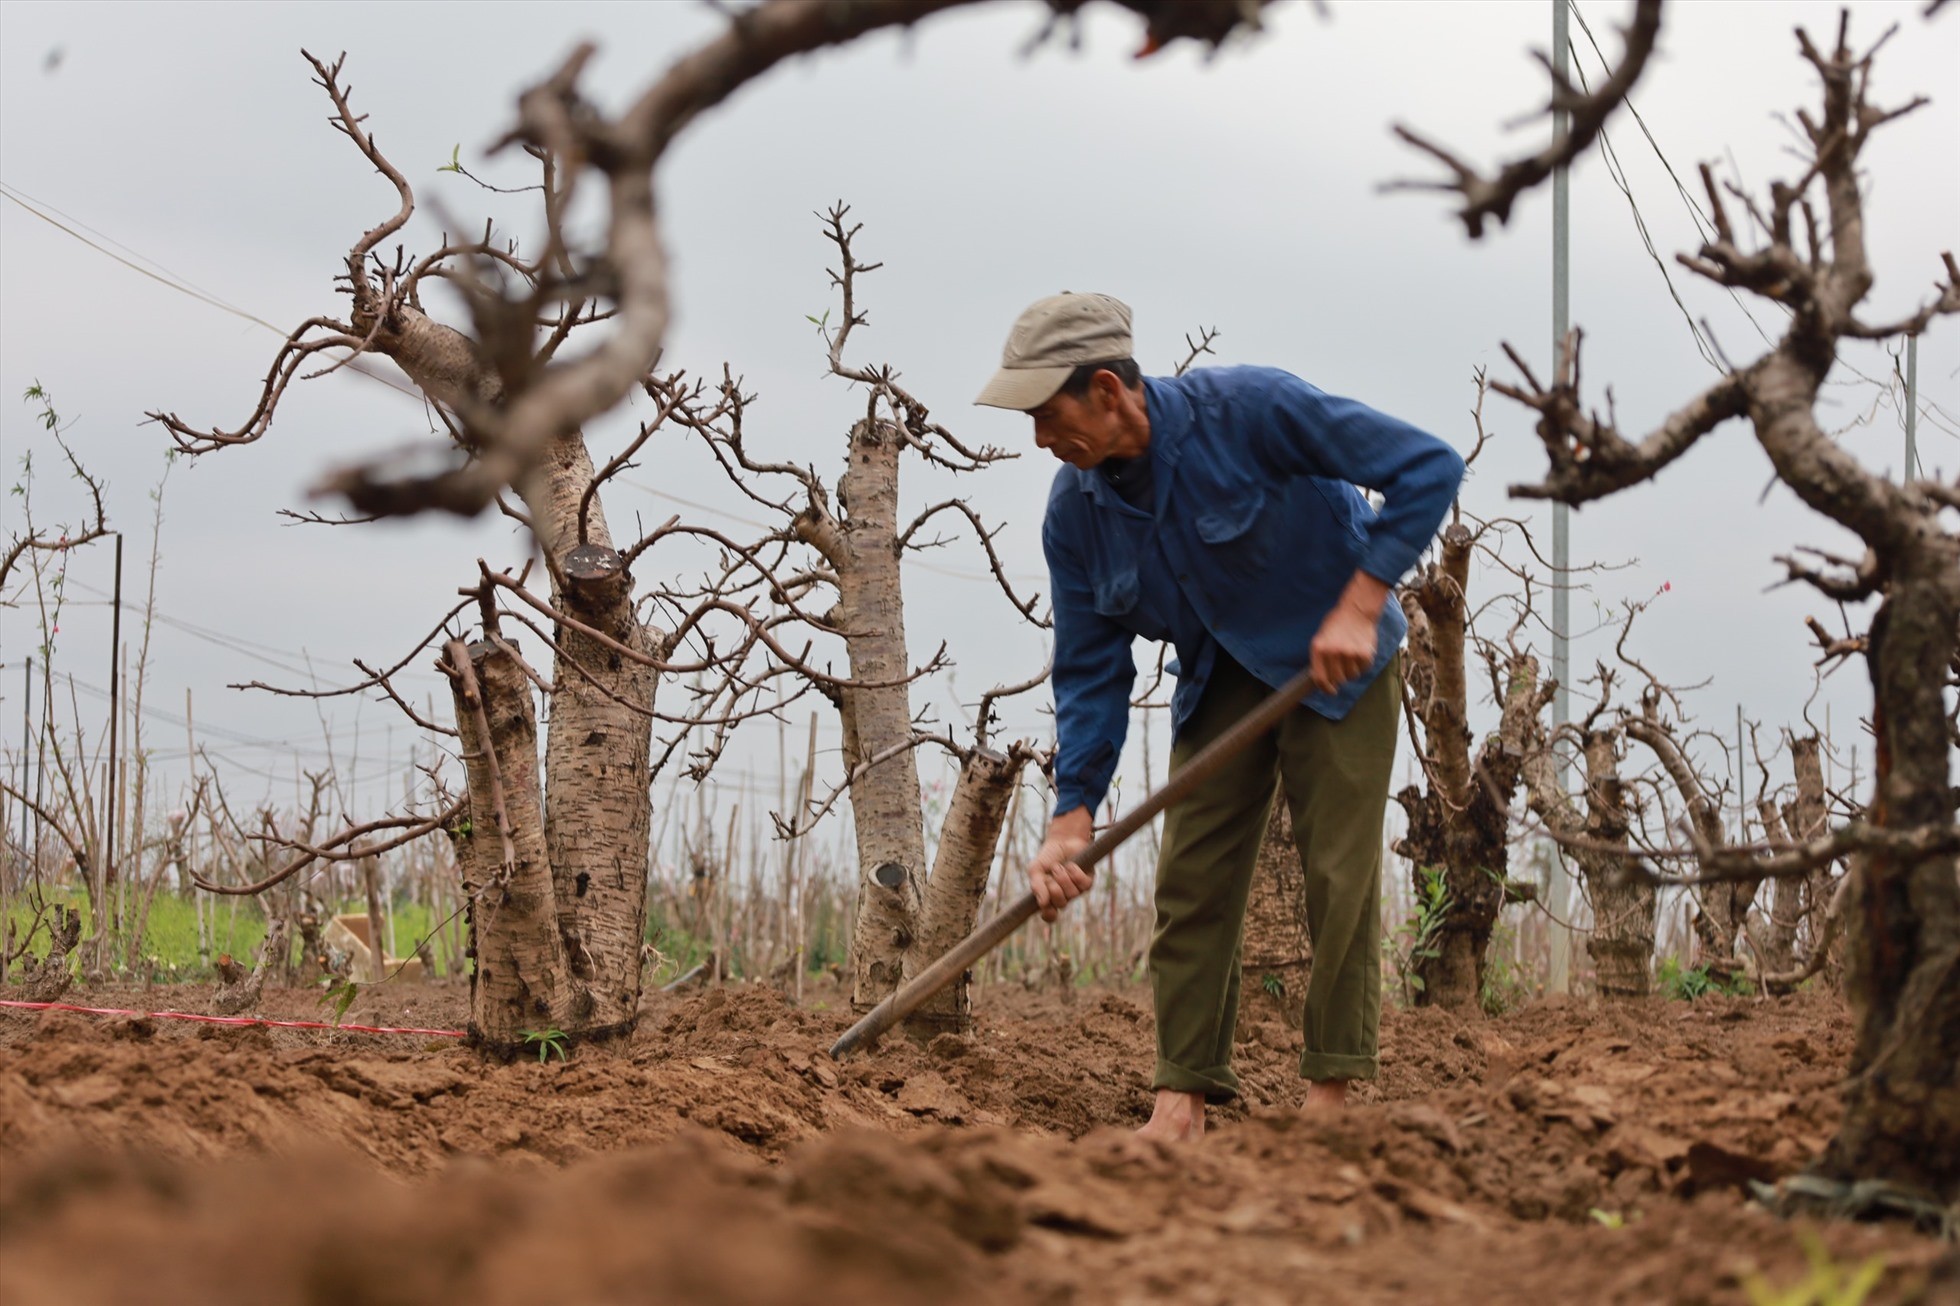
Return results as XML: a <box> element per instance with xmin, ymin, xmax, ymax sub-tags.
<box><xmin>1520</xmin><ymin>666</ymin><xmax>1647</xmax><ymax>998</ymax></box>
<box><xmin>145</xmin><ymin>40</ymin><xmax>1088</xmax><ymax>1045</ymax></box>
<box><xmin>146</xmin><ymin>55</ymin><xmax>689</xmax><ymax>1052</ymax></box>
<box><xmin>274</xmin><ymin>1</ymin><xmax>1276</xmax><ymax>525</ymax></box>
<box><xmin>1623</xmin><ymin>688</ymin><xmax>1754</xmax><ymax>980</ymax></box>
<box><xmin>1394</xmin><ymin>386</ymin><xmax>1550</xmax><ymax>1010</ymax></box>
<box><xmin>671</xmin><ymin>209</ymin><xmax>1047</xmax><ymax>1026</ymax></box>
<box><xmin>1499</xmin><ymin>17</ymin><xmax>1960</xmax><ymax>1210</ymax></box>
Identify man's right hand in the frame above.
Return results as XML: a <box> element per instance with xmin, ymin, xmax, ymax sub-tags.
<box><xmin>1028</xmin><ymin>806</ymin><xmax>1096</xmax><ymax>922</ymax></box>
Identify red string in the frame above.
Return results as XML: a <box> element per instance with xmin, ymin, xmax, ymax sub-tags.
<box><xmin>0</xmin><ymin>999</ymin><xmax>466</xmax><ymax>1039</ymax></box>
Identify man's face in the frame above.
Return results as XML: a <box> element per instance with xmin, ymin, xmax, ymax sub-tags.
<box><xmin>1028</xmin><ymin>387</ymin><xmax>1122</xmax><ymax>468</ymax></box>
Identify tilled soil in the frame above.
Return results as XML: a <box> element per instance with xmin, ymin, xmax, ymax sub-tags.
<box><xmin>1</xmin><ymin>979</ymin><xmax>1952</xmax><ymax>1304</ymax></box>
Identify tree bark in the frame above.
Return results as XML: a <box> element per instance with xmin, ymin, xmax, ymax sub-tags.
<box><xmin>1523</xmin><ymin>723</ymin><xmax>1651</xmax><ymax>998</ymax></box>
<box><xmin>1395</xmin><ymin>540</ymin><xmax>1548</xmax><ymax>1011</ymax></box>
<box><xmin>212</xmin><ymin>916</ymin><xmax>287</xmax><ymax>1016</ymax></box>
<box><xmin>381</xmin><ymin>315</ymin><xmax>658</xmax><ymax>1050</ymax></box>
<box><xmin>1818</xmin><ymin>581</ymin><xmax>1960</xmax><ymax>1204</ymax></box>
<box><xmin>362</xmin><ymin>856</ymin><xmax>388</xmax><ymax>978</ymax></box>
<box><xmin>1785</xmin><ymin>733</ymin><xmax>1842</xmax><ymax>981</ymax></box>
<box><xmin>1574</xmin><ymin>732</ymin><xmax>1649</xmax><ymax>998</ymax></box>
<box><xmin>524</xmin><ymin>434</ymin><xmax>658</xmax><ymax>1034</ymax></box>
<box><xmin>447</xmin><ymin>639</ymin><xmax>587</xmax><ymax>1048</ymax></box>
<box><xmin>903</xmin><ymin>744</ymin><xmax>1029</xmax><ymax>1033</ymax></box>
<box><xmin>809</xmin><ymin>419</ymin><xmax>929</xmax><ymax>1013</ymax></box>
<box><xmin>16</xmin><ymin>904</ymin><xmax>82</xmax><ymax>1004</ymax></box>
<box><xmin>1754</xmin><ymin>797</ymin><xmax>1803</xmax><ymax>974</ymax></box>
<box><xmin>1627</xmin><ymin>714</ymin><xmax>1754</xmax><ymax>978</ymax></box>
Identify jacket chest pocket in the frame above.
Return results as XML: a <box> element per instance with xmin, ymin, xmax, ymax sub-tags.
<box><xmin>1194</xmin><ymin>486</ymin><xmax>1273</xmax><ymax>571</ymax></box>
<box><xmin>1092</xmin><ymin>566</ymin><xmax>1140</xmax><ymax>617</ymax></box>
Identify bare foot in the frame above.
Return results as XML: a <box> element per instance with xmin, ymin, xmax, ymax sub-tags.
<box><xmin>1303</xmin><ymin>1079</ymin><xmax>1350</xmax><ymax>1110</ymax></box>
<box><xmin>1134</xmin><ymin>1088</ymin><xmax>1206</xmax><ymax>1142</ymax></box>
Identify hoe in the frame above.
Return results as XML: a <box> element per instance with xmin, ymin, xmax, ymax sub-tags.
<box><xmin>831</xmin><ymin>659</ymin><xmax>1328</xmax><ymax>1058</ymax></box>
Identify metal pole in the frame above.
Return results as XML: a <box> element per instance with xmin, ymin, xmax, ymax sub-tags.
<box><xmin>1546</xmin><ymin>0</ymin><xmax>1576</xmax><ymax>995</ymax></box>
<box><xmin>1904</xmin><ymin>334</ymin><xmax>1918</xmax><ymax>480</ymax></box>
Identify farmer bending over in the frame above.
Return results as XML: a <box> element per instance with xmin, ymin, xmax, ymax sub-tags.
<box><xmin>977</xmin><ymin>293</ymin><xmax>1462</xmax><ymax>1142</ymax></box>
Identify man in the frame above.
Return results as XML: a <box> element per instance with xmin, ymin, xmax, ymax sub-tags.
<box><xmin>976</xmin><ymin>292</ymin><xmax>1462</xmax><ymax>1142</ymax></box>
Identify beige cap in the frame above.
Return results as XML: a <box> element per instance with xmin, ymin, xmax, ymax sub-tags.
<box><xmin>975</xmin><ymin>292</ymin><xmax>1134</xmax><ymax>410</ymax></box>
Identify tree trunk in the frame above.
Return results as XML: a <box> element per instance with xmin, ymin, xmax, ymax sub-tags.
<box><xmin>903</xmin><ymin>744</ymin><xmax>1029</xmax><ymax>1034</ymax></box>
<box><xmin>384</xmin><ymin>315</ymin><xmax>658</xmax><ymax>1052</ymax></box>
<box><xmin>1755</xmin><ymin>796</ymin><xmax>1802</xmax><ymax>974</ymax></box>
<box><xmin>362</xmin><ymin>856</ymin><xmax>388</xmax><ymax>978</ymax></box>
<box><xmin>1241</xmin><ymin>779</ymin><xmax>1311</xmax><ymax>1027</ymax></box>
<box><xmin>16</xmin><ymin>904</ymin><xmax>82</xmax><ymax>1003</ymax></box>
<box><xmin>820</xmin><ymin>419</ymin><xmax>928</xmax><ymax>1012</ymax></box>
<box><xmin>1396</xmin><ymin>630</ymin><xmax>1546</xmax><ymax>1011</ymax></box>
<box><xmin>1522</xmin><ymin>718</ymin><xmax>1652</xmax><ymax>999</ymax></box>
<box><xmin>1818</xmin><ymin>582</ymin><xmax>1960</xmax><ymax>1206</ymax></box>
<box><xmin>448</xmin><ymin>639</ymin><xmax>586</xmax><ymax>1048</ymax></box>
<box><xmin>526</xmin><ymin>436</ymin><xmax>658</xmax><ymax>1033</ymax></box>
<box><xmin>1627</xmin><ymin>714</ymin><xmax>1754</xmax><ymax>979</ymax></box>
<box><xmin>212</xmin><ymin>916</ymin><xmax>287</xmax><ymax>1016</ymax></box>
<box><xmin>1575</xmin><ymin>733</ymin><xmax>1650</xmax><ymax>998</ymax></box>
<box><xmin>1785</xmin><ymin>733</ymin><xmax>1842</xmax><ymax>981</ymax></box>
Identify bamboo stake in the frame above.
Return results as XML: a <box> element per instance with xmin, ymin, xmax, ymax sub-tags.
<box><xmin>795</xmin><ymin>713</ymin><xmax>817</xmax><ymax>1006</ymax></box>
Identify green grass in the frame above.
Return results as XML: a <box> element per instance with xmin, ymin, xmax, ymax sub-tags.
<box><xmin>5</xmin><ymin>889</ymin><xmax>448</xmax><ymax>981</ymax></box>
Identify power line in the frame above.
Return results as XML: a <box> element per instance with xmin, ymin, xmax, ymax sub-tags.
<box><xmin>3</xmin><ymin>182</ymin><xmax>1049</xmax><ymax>595</ymax></box>
<box><xmin>1567</xmin><ymin>2</ymin><xmax>1944</xmax><ymax>448</ymax></box>
<box><xmin>53</xmin><ymin>581</ymin><xmax>445</xmax><ymax>687</ymax></box>
<box><xmin>1567</xmin><ymin>4</ymin><xmax>1727</xmax><ymax>370</ymax></box>
<box><xmin>55</xmin><ymin>671</ymin><xmax>307</xmax><ymax>751</ymax></box>
<box><xmin>0</xmin><ymin>181</ymin><xmax>423</xmax><ymax>404</ymax></box>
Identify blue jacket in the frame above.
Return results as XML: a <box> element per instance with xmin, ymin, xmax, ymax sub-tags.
<box><xmin>1042</xmin><ymin>366</ymin><xmax>1464</xmax><ymax>817</ymax></box>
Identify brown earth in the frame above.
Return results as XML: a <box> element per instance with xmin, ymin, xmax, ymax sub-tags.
<box><xmin>1</xmin><ymin>978</ymin><xmax>1953</xmax><ymax>1304</ymax></box>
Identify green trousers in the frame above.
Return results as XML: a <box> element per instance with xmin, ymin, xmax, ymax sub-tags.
<box><xmin>1149</xmin><ymin>651</ymin><xmax>1401</xmax><ymax>1100</ymax></box>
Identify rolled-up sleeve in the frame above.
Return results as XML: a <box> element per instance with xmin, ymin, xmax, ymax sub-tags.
<box><xmin>1044</xmin><ymin>515</ymin><xmax>1135</xmax><ymax>817</ymax></box>
<box><xmin>1242</xmin><ymin>369</ymin><xmax>1464</xmax><ymax>587</ymax></box>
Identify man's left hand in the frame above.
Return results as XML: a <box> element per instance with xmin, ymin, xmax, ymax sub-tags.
<box><xmin>1309</xmin><ymin>572</ymin><xmax>1391</xmax><ymax>695</ymax></box>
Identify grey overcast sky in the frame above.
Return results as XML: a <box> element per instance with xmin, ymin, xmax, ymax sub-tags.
<box><xmin>1</xmin><ymin>1</ymin><xmax>1954</xmax><ymax>866</ymax></box>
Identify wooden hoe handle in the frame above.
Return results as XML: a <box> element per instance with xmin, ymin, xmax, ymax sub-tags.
<box><xmin>828</xmin><ymin>660</ymin><xmax>1324</xmax><ymax>1058</ymax></box>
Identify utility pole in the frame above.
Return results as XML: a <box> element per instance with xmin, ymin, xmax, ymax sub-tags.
<box><xmin>1546</xmin><ymin>0</ymin><xmax>1576</xmax><ymax>995</ymax></box>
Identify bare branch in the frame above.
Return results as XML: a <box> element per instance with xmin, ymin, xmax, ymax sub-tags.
<box><xmin>0</xmin><ymin>430</ymin><xmax>111</xmax><ymax>593</ymax></box>
<box><xmin>1387</xmin><ymin>0</ymin><xmax>1662</xmax><ymax>238</ymax></box>
<box><xmin>896</xmin><ymin>498</ymin><xmax>1047</xmax><ymax>626</ymax></box>
<box><xmin>973</xmin><ymin>658</ymin><xmax>1052</xmax><ymax>751</ymax></box>
<box><xmin>579</xmin><ymin>370</ymin><xmax>701</xmax><ymax>545</ymax></box>
<box><xmin>1501</xmin><ymin>330</ymin><xmax>1751</xmax><ymax>504</ymax></box>
<box><xmin>1173</xmin><ymin>326</ymin><xmax>1220</xmax><ymax>377</ymax></box>
<box><xmin>191</xmin><ymin>798</ymin><xmax>465</xmax><ymax>897</ymax></box>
